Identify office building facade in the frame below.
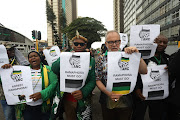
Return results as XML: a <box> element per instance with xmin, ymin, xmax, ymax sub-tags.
<box><xmin>124</xmin><ymin>0</ymin><xmax>180</xmax><ymax>40</ymax></box>
<box><xmin>47</xmin><ymin>0</ymin><xmax>77</xmax><ymax>46</ymax></box>
<box><xmin>113</xmin><ymin>0</ymin><xmax>124</xmax><ymax>33</ymax></box>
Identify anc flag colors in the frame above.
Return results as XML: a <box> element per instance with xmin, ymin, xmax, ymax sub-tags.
<box><xmin>50</xmin><ymin>49</ymin><xmax>56</xmax><ymax>53</ymax></box>
<box><xmin>13</xmin><ymin>70</ymin><xmax>22</xmax><ymax>75</ymax></box>
<box><xmin>112</xmin><ymin>82</ymin><xmax>131</xmax><ymax>94</ymax></box>
<box><xmin>121</xmin><ymin>57</ymin><xmax>129</xmax><ymax>62</ymax></box>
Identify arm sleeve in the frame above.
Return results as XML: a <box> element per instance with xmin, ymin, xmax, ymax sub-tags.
<box><xmin>51</xmin><ymin>58</ymin><xmax>60</xmax><ymax>76</ymax></box>
<box><xmin>95</xmin><ymin>55</ymin><xmax>103</xmax><ymax>81</ymax></box>
<box><xmin>80</xmin><ymin>58</ymin><xmax>96</xmax><ymax>99</ymax></box>
<box><xmin>40</xmin><ymin>68</ymin><xmax>58</xmax><ymax>101</ymax></box>
<box><xmin>134</xmin><ymin>74</ymin><xmax>143</xmax><ymax>90</ymax></box>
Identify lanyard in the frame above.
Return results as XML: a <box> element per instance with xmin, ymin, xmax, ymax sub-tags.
<box><xmin>10</xmin><ymin>58</ymin><xmax>15</xmax><ymax>65</ymax></box>
<box><xmin>153</xmin><ymin>55</ymin><xmax>161</xmax><ymax>65</ymax></box>
<box><xmin>33</xmin><ymin>76</ymin><xmax>41</xmax><ymax>90</ymax></box>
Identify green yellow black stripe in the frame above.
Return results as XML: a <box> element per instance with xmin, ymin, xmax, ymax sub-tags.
<box><xmin>13</xmin><ymin>70</ymin><xmax>22</xmax><ymax>74</ymax></box>
<box><xmin>121</xmin><ymin>57</ymin><xmax>129</xmax><ymax>62</ymax></box>
<box><xmin>112</xmin><ymin>82</ymin><xmax>131</xmax><ymax>94</ymax></box>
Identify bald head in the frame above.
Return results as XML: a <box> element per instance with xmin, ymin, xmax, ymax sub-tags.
<box><xmin>154</xmin><ymin>34</ymin><xmax>168</xmax><ymax>53</ymax></box>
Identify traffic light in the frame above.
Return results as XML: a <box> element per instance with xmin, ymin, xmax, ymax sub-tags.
<box><xmin>32</xmin><ymin>30</ymin><xmax>35</xmax><ymax>39</ymax></box>
<box><xmin>38</xmin><ymin>31</ymin><xmax>41</xmax><ymax>40</ymax></box>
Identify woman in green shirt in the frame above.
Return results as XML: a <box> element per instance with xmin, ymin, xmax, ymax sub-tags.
<box><xmin>17</xmin><ymin>51</ymin><xmax>58</xmax><ymax>120</ymax></box>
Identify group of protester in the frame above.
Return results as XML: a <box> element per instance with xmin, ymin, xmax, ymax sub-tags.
<box><xmin>0</xmin><ymin>30</ymin><xmax>180</xmax><ymax>120</ymax></box>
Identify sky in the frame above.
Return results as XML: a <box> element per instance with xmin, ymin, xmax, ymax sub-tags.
<box><xmin>0</xmin><ymin>0</ymin><xmax>113</xmax><ymax>48</ymax></box>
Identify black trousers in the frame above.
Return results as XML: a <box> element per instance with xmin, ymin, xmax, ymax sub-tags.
<box><xmin>167</xmin><ymin>103</ymin><xmax>180</xmax><ymax>120</ymax></box>
<box><xmin>132</xmin><ymin>99</ymin><xmax>166</xmax><ymax>120</ymax></box>
<box><xmin>23</xmin><ymin>105</ymin><xmax>50</xmax><ymax>120</ymax></box>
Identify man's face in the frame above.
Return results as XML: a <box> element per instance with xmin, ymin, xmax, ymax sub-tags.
<box><xmin>7</xmin><ymin>48</ymin><xmax>15</xmax><ymax>58</ymax></box>
<box><xmin>154</xmin><ymin>36</ymin><xmax>168</xmax><ymax>53</ymax></box>
<box><xmin>73</xmin><ymin>39</ymin><xmax>87</xmax><ymax>52</ymax></box>
<box><xmin>105</xmin><ymin>32</ymin><xmax>121</xmax><ymax>51</ymax></box>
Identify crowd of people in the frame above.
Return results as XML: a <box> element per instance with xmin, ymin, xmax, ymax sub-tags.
<box><xmin>0</xmin><ymin>30</ymin><xmax>180</xmax><ymax>120</ymax></box>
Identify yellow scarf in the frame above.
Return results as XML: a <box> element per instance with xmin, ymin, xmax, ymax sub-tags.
<box><xmin>43</xmin><ymin>65</ymin><xmax>50</xmax><ymax>104</ymax></box>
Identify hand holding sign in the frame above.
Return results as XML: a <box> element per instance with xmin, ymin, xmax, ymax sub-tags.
<box><xmin>72</xmin><ymin>90</ymin><xmax>83</xmax><ymax>100</ymax></box>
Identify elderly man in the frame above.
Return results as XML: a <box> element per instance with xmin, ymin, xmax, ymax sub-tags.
<box><xmin>96</xmin><ymin>30</ymin><xmax>147</xmax><ymax>120</ymax></box>
<box><xmin>132</xmin><ymin>35</ymin><xmax>169</xmax><ymax>120</ymax></box>
<box><xmin>1</xmin><ymin>44</ymin><xmax>18</xmax><ymax>120</ymax></box>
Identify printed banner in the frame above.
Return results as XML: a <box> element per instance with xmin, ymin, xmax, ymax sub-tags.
<box><xmin>0</xmin><ymin>45</ymin><xmax>9</xmax><ymax>67</ymax></box>
<box><xmin>120</xmin><ymin>33</ymin><xmax>128</xmax><ymax>50</ymax></box>
<box><xmin>60</xmin><ymin>52</ymin><xmax>90</xmax><ymax>93</ymax></box>
<box><xmin>130</xmin><ymin>25</ymin><xmax>160</xmax><ymax>59</ymax></box>
<box><xmin>0</xmin><ymin>66</ymin><xmax>33</xmax><ymax>105</ymax></box>
<box><xmin>43</xmin><ymin>46</ymin><xmax>61</xmax><ymax>66</ymax></box>
<box><xmin>106</xmin><ymin>52</ymin><xmax>141</xmax><ymax>95</ymax></box>
<box><xmin>141</xmin><ymin>65</ymin><xmax>169</xmax><ymax>100</ymax></box>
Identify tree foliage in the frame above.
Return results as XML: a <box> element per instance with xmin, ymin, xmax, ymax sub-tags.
<box><xmin>64</xmin><ymin>17</ymin><xmax>107</xmax><ymax>48</ymax></box>
<box><xmin>46</xmin><ymin>0</ymin><xmax>61</xmax><ymax>46</ymax></box>
<box><xmin>46</xmin><ymin>0</ymin><xmax>56</xmax><ymax>25</ymax></box>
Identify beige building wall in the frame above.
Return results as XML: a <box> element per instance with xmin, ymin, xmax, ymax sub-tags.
<box><xmin>113</xmin><ymin>0</ymin><xmax>124</xmax><ymax>33</ymax></box>
<box><xmin>47</xmin><ymin>0</ymin><xmax>77</xmax><ymax>46</ymax></box>
<box><xmin>113</xmin><ymin>0</ymin><xmax>120</xmax><ymax>32</ymax></box>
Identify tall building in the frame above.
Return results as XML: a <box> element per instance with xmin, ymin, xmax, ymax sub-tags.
<box><xmin>123</xmin><ymin>0</ymin><xmax>180</xmax><ymax>41</ymax></box>
<box><xmin>47</xmin><ymin>0</ymin><xmax>77</xmax><ymax>47</ymax></box>
<box><xmin>113</xmin><ymin>0</ymin><xmax>124</xmax><ymax>33</ymax></box>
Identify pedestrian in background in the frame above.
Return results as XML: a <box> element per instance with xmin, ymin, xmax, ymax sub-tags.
<box><xmin>95</xmin><ymin>30</ymin><xmax>147</xmax><ymax>120</ymax></box>
<box><xmin>0</xmin><ymin>44</ymin><xmax>18</xmax><ymax>120</ymax></box>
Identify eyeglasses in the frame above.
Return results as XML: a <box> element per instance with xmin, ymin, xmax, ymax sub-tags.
<box><xmin>106</xmin><ymin>40</ymin><xmax>121</xmax><ymax>45</ymax></box>
<box><xmin>73</xmin><ymin>42</ymin><xmax>86</xmax><ymax>46</ymax></box>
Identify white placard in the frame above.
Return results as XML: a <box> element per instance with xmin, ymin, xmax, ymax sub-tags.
<box><xmin>106</xmin><ymin>52</ymin><xmax>141</xmax><ymax>95</ymax></box>
<box><xmin>60</xmin><ymin>52</ymin><xmax>90</xmax><ymax>93</ymax></box>
<box><xmin>0</xmin><ymin>45</ymin><xmax>9</xmax><ymax>67</ymax></box>
<box><xmin>120</xmin><ymin>33</ymin><xmax>128</xmax><ymax>50</ymax></box>
<box><xmin>141</xmin><ymin>65</ymin><xmax>169</xmax><ymax>100</ymax></box>
<box><xmin>130</xmin><ymin>25</ymin><xmax>160</xmax><ymax>59</ymax></box>
<box><xmin>43</xmin><ymin>46</ymin><xmax>61</xmax><ymax>66</ymax></box>
<box><xmin>0</xmin><ymin>66</ymin><xmax>33</xmax><ymax>105</ymax></box>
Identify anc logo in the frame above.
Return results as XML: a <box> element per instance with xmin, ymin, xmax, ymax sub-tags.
<box><xmin>69</xmin><ymin>55</ymin><xmax>81</xmax><ymax>68</ymax></box>
<box><xmin>118</xmin><ymin>57</ymin><xmax>129</xmax><ymax>70</ymax></box>
<box><xmin>150</xmin><ymin>69</ymin><xmax>161</xmax><ymax>81</ymax></box>
<box><xmin>122</xmin><ymin>35</ymin><xmax>126</xmax><ymax>42</ymax></box>
<box><xmin>139</xmin><ymin>27</ymin><xmax>150</xmax><ymax>41</ymax></box>
<box><xmin>11</xmin><ymin>70</ymin><xmax>23</xmax><ymax>82</ymax></box>
<box><xmin>49</xmin><ymin>49</ymin><xmax>57</xmax><ymax>57</ymax></box>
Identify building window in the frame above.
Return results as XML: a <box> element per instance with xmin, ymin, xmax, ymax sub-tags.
<box><xmin>172</xmin><ymin>10</ymin><xmax>179</xmax><ymax>23</ymax></box>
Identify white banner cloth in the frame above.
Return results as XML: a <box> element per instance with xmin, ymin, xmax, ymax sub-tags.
<box><xmin>106</xmin><ymin>52</ymin><xmax>141</xmax><ymax>95</ymax></box>
<box><xmin>43</xmin><ymin>46</ymin><xmax>61</xmax><ymax>66</ymax></box>
<box><xmin>0</xmin><ymin>45</ymin><xmax>9</xmax><ymax>67</ymax></box>
<box><xmin>130</xmin><ymin>25</ymin><xmax>160</xmax><ymax>59</ymax></box>
<box><xmin>0</xmin><ymin>66</ymin><xmax>33</xmax><ymax>105</ymax></box>
<box><xmin>141</xmin><ymin>65</ymin><xmax>169</xmax><ymax>100</ymax></box>
<box><xmin>120</xmin><ymin>33</ymin><xmax>128</xmax><ymax>50</ymax></box>
<box><xmin>60</xmin><ymin>52</ymin><xmax>90</xmax><ymax>93</ymax></box>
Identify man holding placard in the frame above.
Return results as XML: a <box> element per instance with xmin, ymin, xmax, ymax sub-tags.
<box><xmin>95</xmin><ymin>30</ymin><xmax>147</xmax><ymax>120</ymax></box>
<box><xmin>0</xmin><ymin>44</ymin><xmax>18</xmax><ymax>120</ymax></box>
<box><xmin>51</xmin><ymin>31</ymin><xmax>96</xmax><ymax>120</ymax></box>
<box><xmin>132</xmin><ymin>35</ymin><xmax>169</xmax><ymax>120</ymax></box>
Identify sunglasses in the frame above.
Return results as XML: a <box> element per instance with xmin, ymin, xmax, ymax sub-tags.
<box><xmin>73</xmin><ymin>42</ymin><xmax>86</xmax><ymax>46</ymax></box>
